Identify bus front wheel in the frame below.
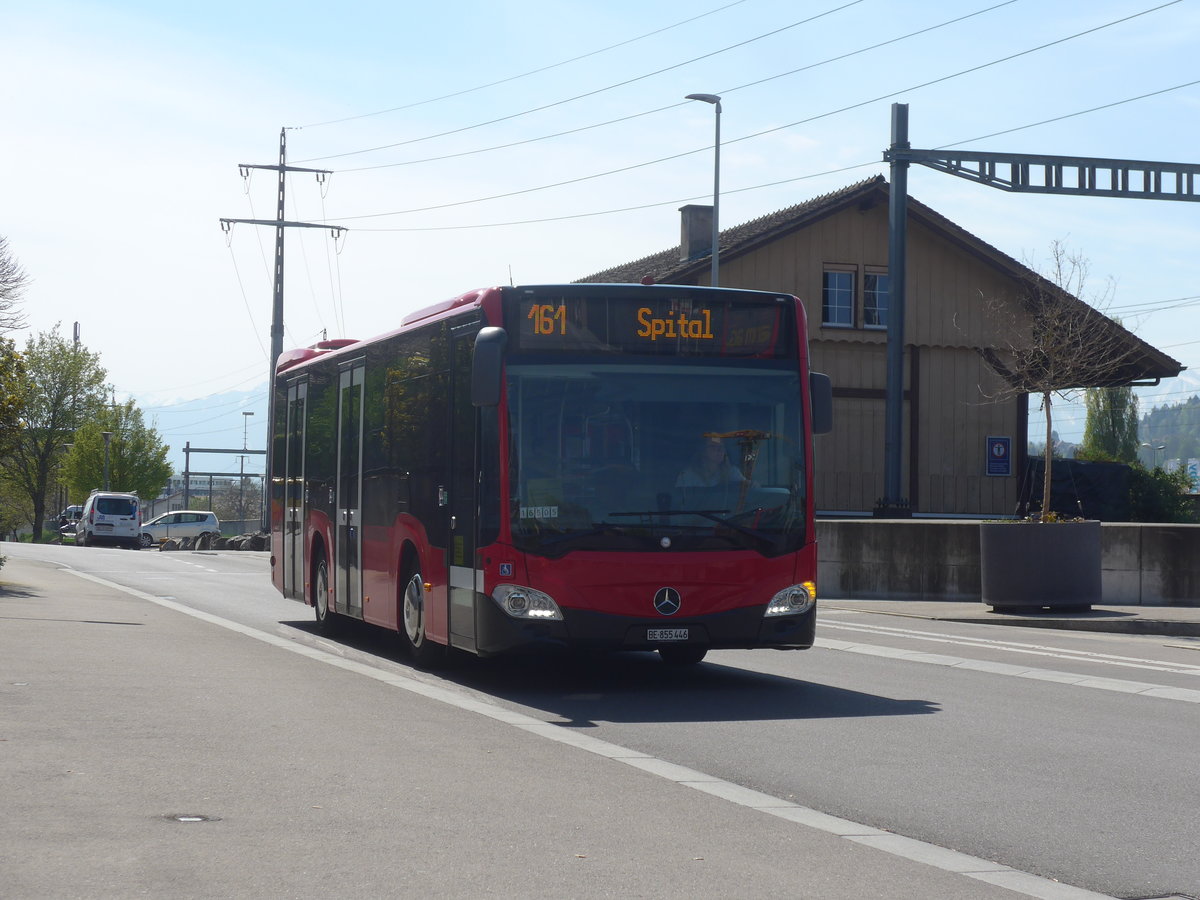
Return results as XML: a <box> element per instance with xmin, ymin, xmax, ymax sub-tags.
<box><xmin>401</xmin><ymin>569</ymin><xmax>444</xmax><ymax>668</ymax></box>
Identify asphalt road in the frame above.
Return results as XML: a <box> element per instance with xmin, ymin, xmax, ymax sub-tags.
<box><xmin>3</xmin><ymin>542</ymin><xmax>1197</xmax><ymax>899</ymax></box>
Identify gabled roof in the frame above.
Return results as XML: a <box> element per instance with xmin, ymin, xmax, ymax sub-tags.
<box><xmin>575</xmin><ymin>177</ymin><xmax>888</xmax><ymax>285</ymax></box>
<box><xmin>575</xmin><ymin>176</ymin><xmax>1184</xmax><ymax>384</ymax></box>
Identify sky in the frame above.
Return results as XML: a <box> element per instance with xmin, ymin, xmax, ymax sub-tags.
<box><xmin>5</xmin><ymin>0</ymin><xmax>1200</xmax><ymax>476</ymax></box>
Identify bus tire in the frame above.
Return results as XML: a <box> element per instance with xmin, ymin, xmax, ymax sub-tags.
<box><xmin>659</xmin><ymin>646</ymin><xmax>708</xmax><ymax>665</ymax></box>
<box><xmin>401</xmin><ymin>568</ymin><xmax>444</xmax><ymax>668</ymax></box>
<box><xmin>313</xmin><ymin>553</ymin><xmax>339</xmax><ymax>635</ymax></box>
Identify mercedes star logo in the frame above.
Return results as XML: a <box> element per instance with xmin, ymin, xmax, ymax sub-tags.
<box><xmin>653</xmin><ymin>587</ymin><xmax>681</xmax><ymax>616</ymax></box>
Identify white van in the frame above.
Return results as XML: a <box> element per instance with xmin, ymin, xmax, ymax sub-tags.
<box><xmin>78</xmin><ymin>491</ymin><xmax>142</xmax><ymax>549</ymax></box>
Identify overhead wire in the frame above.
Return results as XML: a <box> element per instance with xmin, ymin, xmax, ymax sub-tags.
<box><xmin>348</xmin><ymin>160</ymin><xmax>881</xmax><ymax>232</ymax></box>
<box><xmin>134</xmin><ymin>363</ymin><xmax>266</xmax><ymax>404</ymax></box>
<box><xmin>224</xmin><ymin>244</ymin><xmax>270</xmax><ymax>361</ymax></box>
<box><xmin>295</xmin><ymin>0</ymin><xmax>754</xmax><ymax>129</ymax></box>
<box><xmin>335</xmin><ymin>1</ymin><xmax>1019</xmax><ymax>174</ymax></box>
<box><xmin>320</xmin><ymin>190</ymin><xmax>348</xmax><ymax>338</ymax></box>
<box><xmin>321</xmin><ymin>4</ymin><xmax>1190</xmax><ymax>229</ymax></box>
<box><xmin>295</xmin><ymin>0</ymin><xmax>866</xmax><ymax>163</ymax></box>
<box><xmin>288</xmin><ymin>179</ymin><xmax>331</xmax><ymax>341</ymax></box>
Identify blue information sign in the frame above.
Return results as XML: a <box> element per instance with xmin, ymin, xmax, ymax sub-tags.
<box><xmin>986</xmin><ymin>436</ymin><xmax>1011</xmax><ymax>477</ymax></box>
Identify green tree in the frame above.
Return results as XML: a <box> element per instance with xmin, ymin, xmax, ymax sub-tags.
<box><xmin>0</xmin><ymin>336</ymin><xmax>26</xmax><ymax>459</ymax></box>
<box><xmin>1078</xmin><ymin>385</ymin><xmax>1139</xmax><ymax>463</ymax></box>
<box><xmin>1</xmin><ymin>325</ymin><xmax>109</xmax><ymax>541</ymax></box>
<box><xmin>63</xmin><ymin>400</ymin><xmax>172</xmax><ymax>502</ymax></box>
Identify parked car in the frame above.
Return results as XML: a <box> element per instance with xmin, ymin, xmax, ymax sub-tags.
<box><xmin>139</xmin><ymin>510</ymin><xmax>221</xmax><ymax>548</ymax></box>
<box><xmin>46</xmin><ymin>504</ymin><xmax>83</xmax><ymax>534</ymax></box>
<box><xmin>78</xmin><ymin>491</ymin><xmax>141</xmax><ymax>549</ymax></box>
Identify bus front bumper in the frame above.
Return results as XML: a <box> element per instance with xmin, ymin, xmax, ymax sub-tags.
<box><xmin>475</xmin><ymin>600</ymin><xmax>815</xmax><ymax>657</ymax></box>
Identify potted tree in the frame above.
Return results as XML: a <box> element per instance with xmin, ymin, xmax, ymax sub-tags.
<box><xmin>978</xmin><ymin>242</ymin><xmax>1147</xmax><ymax>612</ymax></box>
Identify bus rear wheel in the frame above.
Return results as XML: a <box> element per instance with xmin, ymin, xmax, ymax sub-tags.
<box><xmin>401</xmin><ymin>569</ymin><xmax>444</xmax><ymax>668</ymax></box>
<box><xmin>659</xmin><ymin>646</ymin><xmax>708</xmax><ymax>665</ymax></box>
<box><xmin>313</xmin><ymin>554</ymin><xmax>338</xmax><ymax>635</ymax></box>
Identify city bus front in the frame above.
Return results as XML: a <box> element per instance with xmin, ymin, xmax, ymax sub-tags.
<box><xmin>475</xmin><ymin>285</ymin><xmax>820</xmax><ymax>661</ymax></box>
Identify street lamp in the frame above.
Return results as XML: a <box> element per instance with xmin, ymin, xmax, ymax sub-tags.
<box><xmin>101</xmin><ymin>431</ymin><xmax>113</xmax><ymax>490</ymax></box>
<box><xmin>685</xmin><ymin>93</ymin><xmax>721</xmax><ymax>287</ymax></box>
<box><xmin>1140</xmin><ymin>441</ymin><xmax>1166</xmax><ymax>468</ymax></box>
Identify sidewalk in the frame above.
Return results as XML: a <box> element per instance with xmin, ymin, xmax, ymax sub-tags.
<box><xmin>822</xmin><ymin>597</ymin><xmax>1200</xmax><ymax>638</ymax></box>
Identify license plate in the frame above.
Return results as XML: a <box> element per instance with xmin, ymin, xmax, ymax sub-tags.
<box><xmin>647</xmin><ymin>628</ymin><xmax>689</xmax><ymax>642</ymax></box>
<box><xmin>96</xmin><ymin>523</ymin><xmax>113</xmax><ymax>531</ymax></box>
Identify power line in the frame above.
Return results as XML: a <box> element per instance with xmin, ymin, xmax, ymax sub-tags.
<box><xmin>322</xmin><ymin>2</ymin><xmax>1185</xmax><ymax>226</ymax></box>
<box><xmin>295</xmin><ymin>0</ymin><xmax>865</xmax><ymax>164</ymax></box>
<box><xmin>294</xmin><ymin>0</ymin><xmax>753</xmax><ymax>128</ymax></box>
<box><xmin>937</xmin><ymin>78</ymin><xmax>1200</xmax><ymax>150</ymax></box>
<box><xmin>341</xmin><ymin>72</ymin><xmax>1198</xmax><ymax>234</ymax></box>
<box><xmin>132</xmin><ymin>362</ymin><xmax>265</xmax><ymax>401</ymax></box>
<box><xmin>1108</xmin><ymin>293</ymin><xmax>1200</xmax><ymax>315</ymax></box>
<box><xmin>349</xmin><ymin>161</ymin><xmax>881</xmax><ymax>232</ymax></box>
<box><xmin>333</xmin><ymin>1</ymin><xmax>1018</xmax><ymax>175</ymax></box>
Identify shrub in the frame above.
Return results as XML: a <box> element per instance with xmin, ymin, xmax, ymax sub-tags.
<box><xmin>1128</xmin><ymin>464</ymin><xmax>1197</xmax><ymax>523</ymax></box>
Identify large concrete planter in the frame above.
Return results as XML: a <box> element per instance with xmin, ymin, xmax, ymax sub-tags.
<box><xmin>979</xmin><ymin>520</ymin><xmax>1102</xmax><ymax>611</ymax></box>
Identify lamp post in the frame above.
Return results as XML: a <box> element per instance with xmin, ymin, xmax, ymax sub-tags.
<box><xmin>685</xmin><ymin>93</ymin><xmax>721</xmax><ymax>287</ymax></box>
<box><xmin>101</xmin><ymin>431</ymin><xmax>113</xmax><ymax>491</ymax></box>
<box><xmin>1140</xmin><ymin>441</ymin><xmax>1166</xmax><ymax>468</ymax></box>
<box><xmin>241</xmin><ymin>412</ymin><xmax>255</xmax><ymax>522</ymax></box>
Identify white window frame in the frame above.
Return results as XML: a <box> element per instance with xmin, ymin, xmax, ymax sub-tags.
<box><xmin>863</xmin><ymin>270</ymin><xmax>889</xmax><ymax>330</ymax></box>
<box><xmin>822</xmin><ymin>268</ymin><xmax>856</xmax><ymax>328</ymax></box>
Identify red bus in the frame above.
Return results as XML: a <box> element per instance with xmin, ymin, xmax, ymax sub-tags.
<box><xmin>270</xmin><ymin>283</ymin><xmax>832</xmax><ymax>665</ymax></box>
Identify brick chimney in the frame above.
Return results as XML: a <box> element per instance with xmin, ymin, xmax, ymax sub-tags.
<box><xmin>679</xmin><ymin>204</ymin><xmax>713</xmax><ymax>262</ymax></box>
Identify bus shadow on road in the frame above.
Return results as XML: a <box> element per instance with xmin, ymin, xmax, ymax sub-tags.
<box><xmin>283</xmin><ymin>618</ymin><xmax>938</xmax><ymax>725</ymax></box>
<box><xmin>450</xmin><ymin>652</ymin><xmax>939</xmax><ymax>725</ymax></box>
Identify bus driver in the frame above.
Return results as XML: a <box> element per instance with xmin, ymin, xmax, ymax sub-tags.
<box><xmin>676</xmin><ymin>436</ymin><xmax>747</xmax><ymax>488</ymax></box>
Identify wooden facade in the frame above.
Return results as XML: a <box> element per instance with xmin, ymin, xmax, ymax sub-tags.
<box><xmin>578</xmin><ymin>177</ymin><xmax>1182</xmax><ymax>516</ymax></box>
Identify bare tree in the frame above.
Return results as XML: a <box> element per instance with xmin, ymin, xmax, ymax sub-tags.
<box><xmin>0</xmin><ymin>236</ymin><xmax>30</xmax><ymax>333</ymax></box>
<box><xmin>980</xmin><ymin>241</ymin><xmax>1151</xmax><ymax>519</ymax></box>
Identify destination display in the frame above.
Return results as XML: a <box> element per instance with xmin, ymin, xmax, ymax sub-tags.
<box><xmin>514</xmin><ymin>293</ymin><xmax>794</xmax><ymax>358</ymax></box>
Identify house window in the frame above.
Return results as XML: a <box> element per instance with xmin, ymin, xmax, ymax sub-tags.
<box><xmin>822</xmin><ymin>270</ymin><xmax>854</xmax><ymax>327</ymax></box>
<box><xmin>864</xmin><ymin>272</ymin><xmax>889</xmax><ymax>329</ymax></box>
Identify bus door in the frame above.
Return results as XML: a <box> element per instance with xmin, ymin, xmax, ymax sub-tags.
<box><xmin>283</xmin><ymin>379</ymin><xmax>307</xmax><ymax>599</ymax></box>
<box><xmin>336</xmin><ymin>360</ymin><xmax>365</xmax><ymax>619</ymax></box>
<box><xmin>448</xmin><ymin>326</ymin><xmax>480</xmax><ymax>650</ymax></box>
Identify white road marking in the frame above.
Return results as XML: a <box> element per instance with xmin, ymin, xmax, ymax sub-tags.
<box><xmin>814</xmin><ymin>634</ymin><xmax>1200</xmax><ymax>704</ymax></box>
<box><xmin>61</xmin><ymin>566</ymin><xmax>1117</xmax><ymax>900</ymax></box>
<box><xmin>820</xmin><ymin>619</ymin><xmax>1200</xmax><ymax>677</ymax></box>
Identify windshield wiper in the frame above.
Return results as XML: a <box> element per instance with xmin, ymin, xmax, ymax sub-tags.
<box><xmin>609</xmin><ymin>508</ymin><xmax>774</xmax><ymax>544</ymax></box>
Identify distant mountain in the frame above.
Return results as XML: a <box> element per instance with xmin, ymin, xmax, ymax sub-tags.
<box><xmin>1139</xmin><ymin>389</ymin><xmax>1200</xmax><ymax>464</ymax></box>
<box><xmin>138</xmin><ymin>386</ymin><xmax>270</xmax><ymax>477</ymax></box>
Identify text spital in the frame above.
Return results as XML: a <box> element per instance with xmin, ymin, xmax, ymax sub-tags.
<box><xmin>636</xmin><ymin>307</ymin><xmax>715</xmax><ymax>342</ymax></box>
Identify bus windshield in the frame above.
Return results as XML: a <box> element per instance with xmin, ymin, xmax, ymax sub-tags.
<box><xmin>506</xmin><ymin>359</ymin><xmax>806</xmax><ymax>558</ymax></box>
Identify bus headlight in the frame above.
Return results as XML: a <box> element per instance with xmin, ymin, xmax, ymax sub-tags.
<box><xmin>492</xmin><ymin>584</ymin><xmax>563</xmax><ymax>621</ymax></box>
<box><xmin>765</xmin><ymin>582</ymin><xmax>815</xmax><ymax>617</ymax></box>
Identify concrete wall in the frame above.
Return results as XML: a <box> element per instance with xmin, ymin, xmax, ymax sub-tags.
<box><xmin>817</xmin><ymin>520</ymin><xmax>1200</xmax><ymax>606</ymax></box>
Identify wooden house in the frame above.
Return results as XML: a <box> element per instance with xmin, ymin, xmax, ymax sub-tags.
<box><xmin>577</xmin><ymin>176</ymin><xmax>1182</xmax><ymax>516</ymax></box>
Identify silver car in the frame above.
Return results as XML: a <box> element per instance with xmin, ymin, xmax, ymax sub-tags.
<box><xmin>139</xmin><ymin>510</ymin><xmax>221</xmax><ymax>548</ymax></box>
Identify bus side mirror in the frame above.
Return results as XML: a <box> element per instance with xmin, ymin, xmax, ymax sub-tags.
<box><xmin>472</xmin><ymin>327</ymin><xmax>508</xmax><ymax>407</ymax></box>
<box><xmin>810</xmin><ymin>372</ymin><xmax>833</xmax><ymax>434</ymax></box>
